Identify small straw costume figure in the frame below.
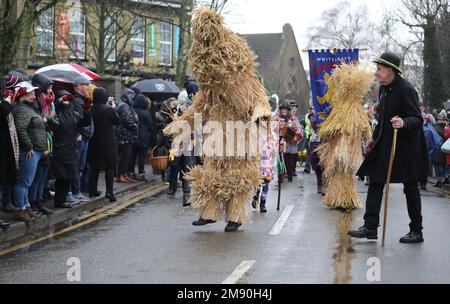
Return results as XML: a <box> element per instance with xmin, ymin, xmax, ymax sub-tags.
<box><xmin>317</xmin><ymin>63</ymin><xmax>374</xmax><ymax>210</ymax></box>
<box><xmin>165</xmin><ymin>8</ymin><xmax>272</xmax><ymax>232</ymax></box>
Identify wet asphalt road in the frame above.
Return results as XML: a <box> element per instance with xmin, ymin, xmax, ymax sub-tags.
<box><xmin>0</xmin><ymin>170</ymin><xmax>449</xmax><ymax>284</ymax></box>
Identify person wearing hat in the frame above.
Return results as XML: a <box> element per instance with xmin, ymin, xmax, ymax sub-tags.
<box><xmin>48</xmin><ymin>90</ymin><xmax>90</xmax><ymax>209</ymax></box>
<box><xmin>11</xmin><ymin>82</ymin><xmax>49</xmax><ymax>222</ymax></box>
<box><xmin>87</xmin><ymin>87</ymin><xmax>122</xmax><ymax>202</ymax></box>
<box><xmin>1</xmin><ymin>75</ymin><xmax>23</xmax><ymax>217</ymax></box>
<box><xmin>348</xmin><ymin>52</ymin><xmax>429</xmax><ymax>244</ymax></box>
<box><xmin>67</xmin><ymin>76</ymin><xmax>93</xmax><ymax>203</ymax></box>
<box><xmin>276</xmin><ymin>101</ymin><xmax>303</xmax><ymax>182</ymax></box>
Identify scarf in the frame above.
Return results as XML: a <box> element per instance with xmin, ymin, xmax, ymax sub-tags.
<box><xmin>3</xmin><ymin>98</ymin><xmax>19</xmax><ymax>168</ymax></box>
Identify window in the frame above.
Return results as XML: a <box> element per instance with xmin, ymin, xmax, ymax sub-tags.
<box><xmin>131</xmin><ymin>17</ymin><xmax>145</xmax><ymax>61</ymax></box>
<box><xmin>69</xmin><ymin>7</ymin><xmax>86</xmax><ymax>59</ymax></box>
<box><xmin>105</xmin><ymin>14</ymin><xmax>116</xmax><ymax>62</ymax></box>
<box><xmin>159</xmin><ymin>21</ymin><xmax>173</xmax><ymax>66</ymax></box>
<box><xmin>37</xmin><ymin>5</ymin><xmax>54</xmax><ymax>57</ymax></box>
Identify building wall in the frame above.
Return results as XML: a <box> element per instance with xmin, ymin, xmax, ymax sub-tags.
<box><xmin>29</xmin><ymin>1</ymin><xmax>183</xmax><ymax>78</ymax></box>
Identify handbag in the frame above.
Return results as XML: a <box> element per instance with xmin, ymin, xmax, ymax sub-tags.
<box><xmin>442</xmin><ymin>138</ymin><xmax>450</xmax><ymax>154</ymax></box>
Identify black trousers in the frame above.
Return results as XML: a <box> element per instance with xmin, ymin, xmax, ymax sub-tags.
<box><xmin>364</xmin><ymin>181</ymin><xmax>423</xmax><ymax>232</ymax></box>
<box><xmin>117</xmin><ymin>144</ymin><xmax>133</xmax><ymax>176</ymax></box>
<box><xmin>90</xmin><ymin>168</ymin><xmax>115</xmax><ymax>195</ymax></box>
<box><xmin>168</xmin><ymin>155</ymin><xmax>196</xmax><ymax>193</ymax></box>
<box><xmin>130</xmin><ymin>147</ymin><xmax>147</xmax><ymax>174</ymax></box>
<box><xmin>55</xmin><ymin>179</ymin><xmax>71</xmax><ymax>206</ymax></box>
<box><xmin>284</xmin><ymin>153</ymin><xmax>297</xmax><ymax>178</ymax></box>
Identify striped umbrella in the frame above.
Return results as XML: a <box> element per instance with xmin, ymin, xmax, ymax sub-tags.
<box><xmin>35</xmin><ymin>63</ymin><xmax>100</xmax><ymax>83</ymax></box>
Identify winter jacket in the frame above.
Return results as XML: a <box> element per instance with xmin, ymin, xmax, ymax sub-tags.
<box><xmin>0</xmin><ymin>99</ymin><xmax>18</xmax><ymax>185</ymax></box>
<box><xmin>88</xmin><ymin>88</ymin><xmax>122</xmax><ymax>171</ymax></box>
<box><xmin>48</xmin><ymin>102</ymin><xmax>90</xmax><ymax>179</ymax></box>
<box><xmin>115</xmin><ymin>89</ymin><xmax>139</xmax><ymax>145</ymax></box>
<box><xmin>133</xmin><ymin>94</ymin><xmax>153</xmax><ymax>148</ymax></box>
<box><xmin>73</xmin><ymin>93</ymin><xmax>93</xmax><ymax>139</ymax></box>
<box><xmin>13</xmin><ymin>102</ymin><xmax>47</xmax><ymax>152</ymax></box>
<box><xmin>357</xmin><ymin>75</ymin><xmax>429</xmax><ymax>183</ymax></box>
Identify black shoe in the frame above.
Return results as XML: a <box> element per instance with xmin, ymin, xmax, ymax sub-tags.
<box><xmin>166</xmin><ymin>189</ymin><xmax>176</xmax><ymax>196</ymax></box>
<box><xmin>251</xmin><ymin>195</ymin><xmax>258</xmax><ymax>209</ymax></box>
<box><xmin>55</xmin><ymin>202</ymin><xmax>73</xmax><ymax>209</ymax></box>
<box><xmin>443</xmin><ymin>177</ymin><xmax>450</xmax><ymax>185</ymax></box>
<box><xmin>420</xmin><ymin>183</ymin><xmax>427</xmax><ymax>190</ymax></box>
<box><xmin>225</xmin><ymin>221</ymin><xmax>241</xmax><ymax>232</ymax></box>
<box><xmin>304</xmin><ymin>169</ymin><xmax>310</xmax><ymax>174</ymax></box>
<box><xmin>89</xmin><ymin>191</ymin><xmax>102</xmax><ymax>198</ymax></box>
<box><xmin>288</xmin><ymin>177</ymin><xmax>293</xmax><ymax>182</ymax></box>
<box><xmin>348</xmin><ymin>226</ymin><xmax>378</xmax><ymax>240</ymax></box>
<box><xmin>31</xmin><ymin>202</ymin><xmax>54</xmax><ymax>216</ymax></box>
<box><xmin>105</xmin><ymin>193</ymin><xmax>117</xmax><ymax>203</ymax></box>
<box><xmin>433</xmin><ymin>181</ymin><xmax>443</xmax><ymax>188</ymax></box>
<box><xmin>192</xmin><ymin>218</ymin><xmax>216</xmax><ymax>226</ymax></box>
<box><xmin>399</xmin><ymin>231</ymin><xmax>424</xmax><ymax>244</ymax></box>
<box><xmin>183</xmin><ymin>193</ymin><xmax>191</xmax><ymax>207</ymax></box>
<box><xmin>260</xmin><ymin>199</ymin><xmax>267</xmax><ymax>213</ymax></box>
<box><xmin>0</xmin><ymin>218</ymin><xmax>10</xmax><ymax>229</ymax></box>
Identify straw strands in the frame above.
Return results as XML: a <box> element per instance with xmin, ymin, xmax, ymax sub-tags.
<box><xmin>318</xmin><ymin>63</ymin><xmax>374</xmax><ymax>210</ymax></box>
<box><xmin>165</xmin><ymin>8</ymin><xmax>272</xmax><ymax>223</ymax></box>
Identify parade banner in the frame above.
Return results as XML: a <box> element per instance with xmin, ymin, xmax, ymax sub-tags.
<box><xmin>308</xmin><ymin>49</ymin><xmax>359</xmax><ymax>123</ymax></box>
<box><xmin>57</xmin><ymin>12</ymin><xmax>69</xmax><ymax>50</ymax></box>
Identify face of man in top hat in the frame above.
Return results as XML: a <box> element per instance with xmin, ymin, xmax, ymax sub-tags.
<box><xmin>375</xmin><ymin>64</ymin><xmax>396</xmax><ymax>86</ymax></box>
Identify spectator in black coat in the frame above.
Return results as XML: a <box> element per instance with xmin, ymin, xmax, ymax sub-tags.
<box><xmin>87</xmin><ymin>87</ymin><xmax>122</xmax><ymax>202</ymax></box>
<box><xmin>130</xmin><ymin>94</ymin><xmax>153</xmax><ymax>181</ymax></box>
<box><xmin>48</xmin><ymin>91</ymin><xmax>90</xmax><ymax>209</ymax></box>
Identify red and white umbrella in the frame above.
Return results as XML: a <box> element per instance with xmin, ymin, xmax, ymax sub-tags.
<box><xmin>35</xmin><ymin>63</ymin><xmax>100</xmax><ymax>83</ymax></box>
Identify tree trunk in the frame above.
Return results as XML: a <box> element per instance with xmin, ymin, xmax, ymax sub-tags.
<box><xmin>176</xmin><ymin>0</ymin><xmax>193</xmax><ymax>88</ymax></box>
<box><xmin>15</xmin><ymin>1</ymin><xmax>38</xmax><ymax>70</ymax></box>
<box><xmin>423</xmin><ymin>19</ymin><xmax>446</xmax><ymax>109</ymax></box>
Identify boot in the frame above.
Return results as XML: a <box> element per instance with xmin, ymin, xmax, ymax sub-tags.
<box><xmin>251</xmin><ymin>194</ymin><xmax>259</xmax><ymax>209</ymax></box>
<box><xmin>399</xmin><ymin>231</ymin><xmax>424</xmax><ymax>244</ymax></box>
<box><xmin>182</xmin><ymin>192</ymin><xmax>191</xmax><ymax>207</ymax></box>
<box><xmin>31</xmin><ymin>201</ymin><xmax>54</xmax><ymax>216</ymax></box>
<box><xmin>192</xmin><ymin>218</ymin><xmax>216</xmax><ymax>226</ymax></box>
<box><xmin>348</xmin><ymin>226</ymin><xmax>378</xmax><ymax>240</ymax></box>
<box><xmin>116</xmin><ymin>175</ymin><xmax>130</xmax><ymax>183</ymax></box>
<box><xmin>105</xmin><ymin>193</ymin><xmax>117</xmax><ymax>203</ymax></box>
<box><xmin>89</xmin><ymin>190</ymin><xmax>102</xmax><ymax>198</ymax></box>
<box><xmin>0</xmin><ymin>217</ymin><xmax>10</xmax><ymax>229</ymax></box>
<box><xmin>433</xmin><ymin>180</ymin><xmax>443</xmax><ymax>188</ymax></box>
<box><xmin>443</xmin><ymin>177</ymin><xmax>450</xmax><ymax>185</ymax></box>
<box><xmin>260</xmin><ymin>198</ymin><xmax>267</xmax><ymax>213</ymax></box>
<box><xmin>137</xmin><ymin>174</ymin><xmax>148</xmax><ymax>182</ymax></box>
<box><xmin>124</xmin><ymin>173</ymin><xmax>135</xmax><ymax>183</ymax></box>
<box><xmin>13</xmin><ymin>210</ymin><xmax>35</xmax><ymax>223</ymax></box>
<box><xmin>26</xmin><ymin>207</ymin><xmax>41</xmax><ymax>220</ymax></box>
<box><xmin>225</xmin><ymin>221</ymin><xmax>241</xmax><ymax>232</ymax></box>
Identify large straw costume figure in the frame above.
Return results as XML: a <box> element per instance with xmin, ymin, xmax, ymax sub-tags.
<box><xmin>317</xmin><ymin>63</ymin><xmax>374</xmax><ymax>210</ymax></box>
<box><xmin>165</xmin><ymin>8</ymin><xmax>272</xmax><ymax>231</ymax></box>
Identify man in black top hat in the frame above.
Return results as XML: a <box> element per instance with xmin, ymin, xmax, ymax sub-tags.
<box><xmin>348</xmin><ymin>52</ymin><xmax>429</xmax><ymax>244</ymax></box>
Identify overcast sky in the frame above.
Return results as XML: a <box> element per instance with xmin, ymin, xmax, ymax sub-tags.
<box><xmin>223</xmin><ymin>0</ymin><xmax>396</xmax><ymax>67</ymax></box>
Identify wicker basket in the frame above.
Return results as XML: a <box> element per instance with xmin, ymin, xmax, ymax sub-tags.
<box><xmin>148</xmin><ymin>147</ymin><xmax>169</xmax><ymax>171</ymax></box>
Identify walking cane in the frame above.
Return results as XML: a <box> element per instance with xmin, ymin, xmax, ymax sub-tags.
<box><xmin>381</xmin><ymin>129</ymin><xmax>399</xmax><ymax>247</ymax></box>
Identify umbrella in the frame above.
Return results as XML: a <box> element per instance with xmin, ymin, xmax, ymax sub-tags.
<box><xmin>132</xmin><ymin>79</ymin><xmax>180</xmax><ymax>103</ymax></box>
<box><xmin>35</xmin><ymin>63</ymin><xmax>100</xmax><ymax>82</ymax></box>
<box><xmin>443</xmin><ymin>101</ymin><xmax>450</xmax><ymax>111</ymax></box>
<box><xmin>35</xmin><ymin>63</ymin><xmax>100</xmax><ymax>94</ymax></box>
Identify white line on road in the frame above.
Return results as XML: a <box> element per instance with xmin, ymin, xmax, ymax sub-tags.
<box><xmin>222</xmin><ymin>260</ymin><xmax>256</xmax><ymax>284</ymax></box>
<box><xmin>269</xmin><ymin>205</ymin><xmax>294</xmax><ymax>235</ymax></box>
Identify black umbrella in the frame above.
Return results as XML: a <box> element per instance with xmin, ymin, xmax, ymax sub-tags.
<box><xmin>132</xmin><ymin>79</ymin><xmax>180</xmax><ymax>103</ymax></box>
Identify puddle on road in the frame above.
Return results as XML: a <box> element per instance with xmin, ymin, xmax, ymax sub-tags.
<box><xmin>332</xmin><ymin>211</ymin><xmax>355</xmax><ymax>284</ymax></box>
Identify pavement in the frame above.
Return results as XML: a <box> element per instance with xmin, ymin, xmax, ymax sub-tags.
<box><xmin>0</xmin><ymin>167</ymin><xmax>449</xmax><ymax>284</ymax></box>
<box><xmin>0</xmin><ymin>165</ymin><xmax>165</xmax><ymax>250</ymax></box>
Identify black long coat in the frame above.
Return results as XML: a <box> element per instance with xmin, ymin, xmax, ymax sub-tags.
<box><xmin>357</xmin><ymin>75</ymin><xmax>429</xmax><ymax>184</ymax></box>
<box><xmin>0</xmin><ymin>100</ymin><xmax>17</xmax><ymax>185</ymax></box>
<box><xmin>88</xmin><ymin>103</ymin><xmax>122</xmax><ymax>171</ymax></box>
<box><xmin>49</xmin><ymin>103</ymin><xmax>89</xmax><ymax>180</ymax></box>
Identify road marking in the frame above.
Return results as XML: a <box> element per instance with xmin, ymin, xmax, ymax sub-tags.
<box><xmin>222</xmin><ymin>260</ymin><xmax>256</xmax><ymax>284</ymax></box>
<box><xmin>0</xmin><ymin>183</ymin><xmax>167</xmax><ymax>257</ymax></box>
<box><xmin>269</xmin><ymin>205</ymin><xmax>294</xmax><ymax>235</ymax></box>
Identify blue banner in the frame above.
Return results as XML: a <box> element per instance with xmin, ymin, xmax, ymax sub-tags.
<box><xmin>308</xmin><ymin>49</ymin><xmax>360</xmax><ymax>124</ymax></box>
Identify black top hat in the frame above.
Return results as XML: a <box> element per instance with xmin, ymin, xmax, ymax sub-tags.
<box><xmin>373</xmin><ymin>52</ymin><xmax>403</xmax><ymax>75</ymax></box>
<box><xmin>279</xmin><ymin>101</ymin><xmax>291</xmax><ymax>110</ymax></box>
